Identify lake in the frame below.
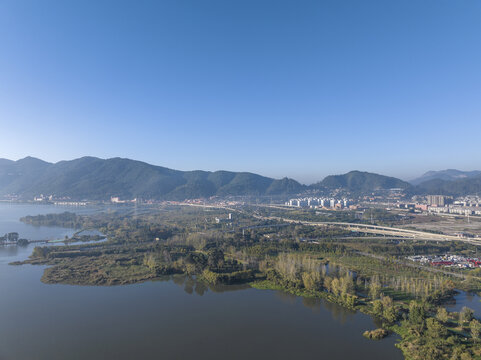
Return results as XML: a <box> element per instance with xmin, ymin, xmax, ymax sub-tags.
<box><xmin>0</xmin><ymin>203</ymin><xmax>406</xmax><ymax>360</ymax></box>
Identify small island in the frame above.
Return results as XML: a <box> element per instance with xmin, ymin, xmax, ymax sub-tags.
<box><xmin>1</xmin><ymin>232</ymin><xmax>29</xmax><ymax>246</ymax></box>
<box><xmin>363</xmin><ymin>328</ymin><xmax>389</xmax><ymax>340</ymax></box>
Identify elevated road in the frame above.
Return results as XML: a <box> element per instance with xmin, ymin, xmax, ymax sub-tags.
<box><xmin>176</xmin><ymin>203</ymin><xmax>481</xmax><ymax>245</ymax></box>
<box><xmin>257</xmin><ymin>216</ymin><xmax>481</xmax><ymax>244</ymax></box>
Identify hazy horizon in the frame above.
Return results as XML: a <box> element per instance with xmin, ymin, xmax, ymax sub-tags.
<box><xmin>2</xmin><ymin>154</ymin><xmax>480</xmax><ymax>184</ymax></box>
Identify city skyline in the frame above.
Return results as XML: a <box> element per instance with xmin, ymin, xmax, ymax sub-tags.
<box><xmin>1</xmin><ymin>0</ymin><xmax>480</xmax><ymax>183</ymax></box>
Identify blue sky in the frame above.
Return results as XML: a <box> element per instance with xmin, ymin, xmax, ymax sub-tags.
<box><xmin>1</xmin><ymin>0</ymin><xmax>480</xmax><ymax>184</ymax></box>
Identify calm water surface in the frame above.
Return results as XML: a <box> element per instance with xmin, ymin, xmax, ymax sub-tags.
<box><xmin>0</xmin><ymin>203</ymin><xmax>406</xmax><ymax>360</ymax></box>
<box><xmin>446</xmin><ymin>291</ymin><xmax>481</xmax><ymax>318</ymax></box>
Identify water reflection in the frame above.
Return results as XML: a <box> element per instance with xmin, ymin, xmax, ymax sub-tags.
<box><xmin>0</xmin><ymin>245</ymin><xmax>22</xmax><ymax>258</ymax></box>
<box><xmin>184</xmin><ymin>277</ymin><xmax>195</xmax><ymax>294</ymax></box>
<box><xmin>301</xmin><ymin>297</ymin><xmax>321</xmax><ymax>313</ymax></box>
<box><xmin>194</xmin><ymin>281</ymin><xmax>208</xmax><ymax>296</ymax></box>
<box><xmin>167</xmin><ymin>274</ymin><xmax>358</xmax><ymax>321</ymax></box>
<box><xmin>446</xmin><ymin>290</ymin><xmax>481</xmax><ymax>319</ymax></box>
<box><xmin>275</xmin><ymin>290</ymin><xmax>297</xmax><ymax>305</ymax></box>
<box><xmin>322</xmin><ymin>262</ymin><xmax>356</xmax><ymax>279</ymax></box>
<box><xmin>321</xmin><ymin>297</ymin><xmax>357</xmax><ymax>324</ymax></box>
<box><xmin>167</xmin><ymin>275</ymin><xmax>253</xmax><ymax>296</ymax></box>
<box><xmin>171</xmin><ymin>274</ymin><xmax>186</xmax><ymax>286</ymax></box>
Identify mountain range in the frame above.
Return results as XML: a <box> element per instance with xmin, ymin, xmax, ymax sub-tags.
<box><xmin>0</xmin><ymin>157</ymin><xmax>480</xmax><ymax>200</ymax></box>
<box><xmin>410</xmin><ymin>169</ymin><xmax>481</xmax><ymax>185</ymax></box>
<box><xmin>413</xmin><ymin>176</ymin><xmax>481</xmax><ymax>197</ymax></box>
<box><xmin>408</xmin><ymin>169</ymin><xmax>481</xmax><ymax>197</ymax></box>
<box><xmin>0</xmin><ymin>157</ymin><xmax>305</xmax><ymax>200</ymax></box>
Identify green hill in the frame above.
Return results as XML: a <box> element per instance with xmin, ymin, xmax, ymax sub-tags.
<box><xmin>0</xmin><ymin>157</ymin><xmax>306</xmax><ymax>200</ymax></box>
<box><xmin>318</xmin><ymin>171</ymin><xmax>412</xmax><ymax>192</ymax></box>
<box><xmin>415</xmin><ymin>175</ymin><xmax>481</xmax><ymax>196</ymax></box>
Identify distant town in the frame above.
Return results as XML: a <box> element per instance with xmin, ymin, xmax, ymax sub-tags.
<box><xmin>407</xmin><ymin>254</ymin><xmax>481</xmax><ymax>269</ymax></box>
<box><xmin>285</xmin><ymin>194</ymin><xmax>481</xmax><ymax>215</ymax></box>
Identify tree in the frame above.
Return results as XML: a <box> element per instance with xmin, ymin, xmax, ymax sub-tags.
<box><xmin>369</xmin><ymin>275</ymin><xmax>382</xmax><ymax>299</ymax></box>
<box><xmin>436</xmin><ymin>307</ymin><xmax>449</xmax><ymax>324</ymax></box>
<box><xmin>17</xmin><ymin>238</ymin><xmax>29</xmax><ymax>246</ymax></box>
<box><xmin>450</xmin><ymin>347</ymin><xmax>473</xmax><ymax>360</ymax></box>
<box><xmin>340</xmin><ymin>274</ymin><xmax>354</xmax><ymax>296</ymax></box>
<box><xmin>470</xmin><ymin>319</ymin><xmax>481</xmax><ymax>343</ymax></box>
<box><xmin>207</xmin><ymin>249</ymin><xmax>225</xmax><ymax>269</ymax></box>
<box><xmin>343</xmin><ymin>294</ymin><xmax>357</xmax><ymax>308</ymax></box>
<box><xmin>330</xmin><ymin>278</ymin><xmax>340</xmax><ymax>296</ymax></box>
<box><xmin>7</xmin><ymin>232</ymin><xmax>19</xmax><ymax>242</ymax></box>
<box><xmin>381</xmin><ymin>296</ymin><xmax>397</xmax><ymax>323</ymax></box>
<box><xmin>460</xmin><ymin>307</ymin><xmax>474</xmax><ymax>325</ymax></box>
<box><xmin>162</xmin><ymin>249</ymin><xmax>172</xmax><ymax>264</ymax></box>
<box><xmin>302</xmin><ymin>271</ymin><xmax>320</xmax><ymax>291</ymax></box>
<box><xmin>409</xmin><ymin>301</ymin><xmax>426</xmax><ymax>334</ymax></box>
<box><xmin>409</xmin><ymin>302</ymin><xmax>425</xmax><ymax>323</ymax></box>
<box><xmin>143</xmin><ymin>254</ymin><xmax>157</xmax><ymax>272</ymax></box>
<box><xmin>185</xmin><ymin>252</ymin><xmax>207</xmax><ymax>273</ymax></box>
<box><xmin>324</xmin><ymin>276</ymin><xmax>332</xmax><ymax>292</ymax></box>
<box><xmin>275</xmin><ymin>253</ymin><xmax>302</xmax><ymax>284</ymax></box>
<box><xmin>32</xmin><ymin>246</ymin><xmax>49</xmax><ymax>259</ymax></box>
<box><xmin>372</xmin><ymin>300</ymin><xmax>383</xmax><ymax>318</ymax></box>
<box><xmin>426</xmin><ymin>318</ymin><xmax>448</xmax><ymax>339</ymax></box>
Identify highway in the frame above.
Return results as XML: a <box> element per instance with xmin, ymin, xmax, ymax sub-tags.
<box><xmin>177</xmin><ymin>202</ymin><xmax>481</xmax><ymax>245</ymax></box>
<box><xmin>261</xmin><ymin>218</ymin><xmax>481</xmax><ymax>245</ymax></box>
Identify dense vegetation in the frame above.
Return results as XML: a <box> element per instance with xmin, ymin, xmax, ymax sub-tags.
<box><xmin>21</xmin><ymin>212</ymin><xmax>84</xmax><ymax>228</ymax></box>
<box><xmin>13</xmin><ymin>206</ymin><xmax>481</xmax><ymax>358</ymax></box>
<box><xmin>317</xmin><ymin>170</ymin><xmax>412</xmax><ymax>192</ymax></box>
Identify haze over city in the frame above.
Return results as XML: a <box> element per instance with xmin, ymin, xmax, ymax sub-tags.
<box><xmin>1</xmin><ymin>0</ymin><xmax>480</xmax><ymax>183</ymax></box>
